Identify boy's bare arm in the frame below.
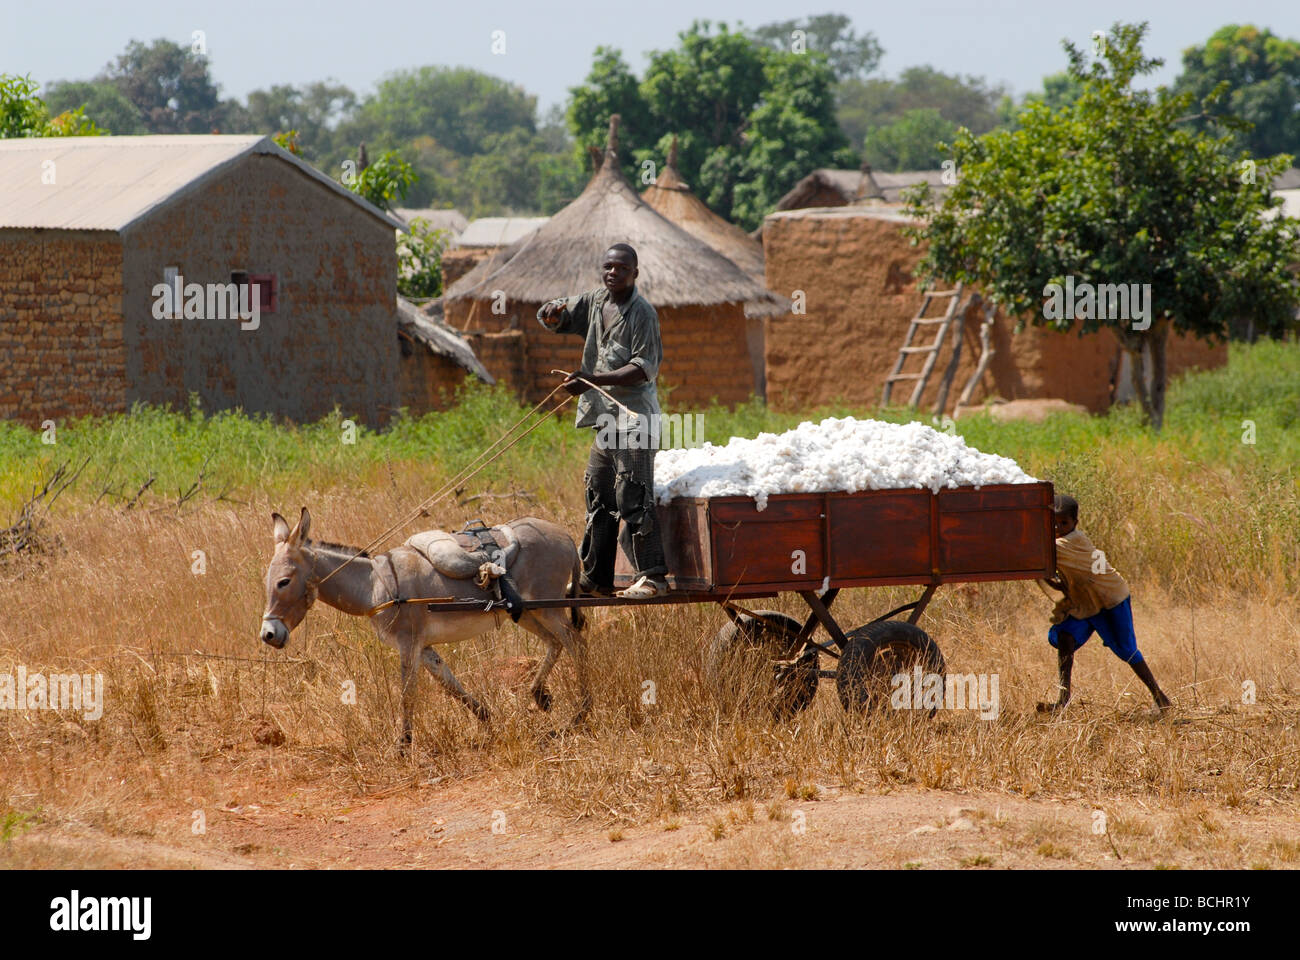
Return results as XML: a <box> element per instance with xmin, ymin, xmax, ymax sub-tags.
<box><xmin>1035</xmin><ymin>575</ymin><xmax>1066</xmax><ymax>599</ymax></box>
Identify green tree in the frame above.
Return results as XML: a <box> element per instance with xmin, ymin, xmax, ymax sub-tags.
<box><xmin>838</xmin><ymin>66</ymin><xmax>1007</xmax><ymax>150</ymax></box>
<box><xmin>244</xmin><ymin>81</ymin><xmax>356</xmax><ymax>161</ymax></box>
<box><xmin>862</xmin><ymin>107</ymin><xmax>958</xmax><ymax>170</ymax></box>
<box><xmin>535</xmin><ymin>150</ymin><xmax>587</xmax><ymax>214</ymax></box>
<box><xmin>566</xmin><ymin>47</ymin><xmax>653</xmax><ymax>179</ymax></box>
<box><xmin>272</xmin><ymin>130</ymin><xmax>301</xmax><ymax>156</ymax></box>
<box><xmin>732</xmin><ymin>52</ymin><xmax>857</xmax><ymax>225</ymax></box>
<box><xmin>397</xmin><ymin>135</ymin><xmax>463</xmax><ymax>208</ymax></box>
<box><xmin>640</xmin><ymin>22</ymin><xmax>772</xmax><ymax>220</ymax></box>
<box><xmin>749</xmin><ymin>12</ymin><xmax>883</xmax><ymax>82</ymax></box>
<box><xmin>338</xmin><ymin>66</ymin><xmax>535</xmax><ymax>160</ymax></box>
<box><xmin>906</xmin><ymin>22</ymin><xmax>1300</xmax><ymax>429</ymax></box>
<box><xmin>346</xmin><ymin>150</ymin><xmax>417</xmax><ymax>211</ymax></box>
<box><xmin>42</xmin><ymin>79</ymin><xmax>145</xmax><ymax>134</ymax></box>
<box><xmin>1173</xmin><ymin>24</ymin><xmax>1300</xmax><ymax>158</ymax></box>
<box><xmin>397</xmin><ymin>217</ymin><xmax>449</xmax><ymax>299</ymax></box>
<box><xmin>331</xmin><ymin>66</ymin><xmax>543</xmax><ymax>213</ymax></box>
<box><xmin>100</xmin><ymin>38</ymin><xmax>241</xmax><ymax>133</ymax></box>
<box><xmin>568</xmin><ymin>20</ymin><xmax>851</xmax><ymax>227</ymax></box>
<box><xmin>463</xmin><ymin>128</ymin><xmax>545</xmax><ymax>214</ymax></box>
<box><xmin>1</xmin><ymin>73</ymin><xmax>103</xmax><ymax>137</ymax></box>
<box><xmin>1029</xmin><ymin>70</ymin><xmax>1086</xmax><ymax>111</ymax></box>
<box><xmin>1</xmin><ymin>74</ymin><xmax>52</xmax><ymax>137</ymax></box>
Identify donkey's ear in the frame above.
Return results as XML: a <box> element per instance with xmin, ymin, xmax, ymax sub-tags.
<box><xmin>272</xmin><ymin>512</ymin><xmax>290</xmax><ymax>543</ymax></box>
<box><xmin>296</xmin><ymin>506</ymin><xmax>312</xmax><ymax>543</ymax></box>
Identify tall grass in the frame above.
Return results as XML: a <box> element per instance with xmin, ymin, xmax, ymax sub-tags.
<box><xmin>3</xmin><ymin>341</ymin><xmax>1296</xmax><ymax>596</ymax></box>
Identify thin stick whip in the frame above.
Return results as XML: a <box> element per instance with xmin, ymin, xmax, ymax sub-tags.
<box><xmin>550</xmin><ymin>369</ymin><xmax>643</xmax><ymax>422</ymax></box>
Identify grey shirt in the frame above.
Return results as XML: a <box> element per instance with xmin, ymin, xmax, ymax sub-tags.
<box><xmin>536</xmin><ymin>286</ymin><xmax>662</xmax><ymax>430</ymax></box>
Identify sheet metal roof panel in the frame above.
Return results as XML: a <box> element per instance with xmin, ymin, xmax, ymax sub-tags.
<box><xmin>0</xmin><ymin>135</ymin><xmax>404</xmax><ymax>233</ymax></box>
<box><xmin>455</xmin><ymin>216</ymin><xmax>548</xmax><ymax>248</ymax></box>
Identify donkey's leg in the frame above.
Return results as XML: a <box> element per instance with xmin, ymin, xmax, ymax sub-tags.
<box><xmin>516</xmin><ymin>613</ymin><xmax>563</xmax><ymax>713</ymax></box>
<box><xmin>398</xmin><ymin>640</ymin><xmax>420</xmax><ymax>751</ymax></box>
<box><xmin>421</xmin><ymin>646</ymin><xmax>491</xmax><ymax>724</ymax></box>
<box><xmin>532</xmin><ymin>610</ymin><xmax>593</xmax><ymax>726</ymax></box>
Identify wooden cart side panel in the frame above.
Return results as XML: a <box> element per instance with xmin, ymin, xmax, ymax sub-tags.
<box><xmin>826</xmin><ymin>490</ymin><xmax>932</xmax><ymax>580</ymax></box>
<box><xmin>617</xmin><ymin>499</ymin><xmax>715</xmax><ymax>591</ymax></box>
<box><xmin>710</xmin><ymin>494</ymin><xmax>827</xmax><ymax>587</ymax></box>
<box><xmin>617</xmin><ymin>482</ymin><xmax>1056</xmax><ymax>591</ymax></box>
<box><xmin>666</xmin><ymin>499</ymin><xmax>713</xmax><ymax>591</ymax></box>
<box><xmin>936</xmin><ymin>483</ymin><xmax>1055</xmax><ymax>578</ymax></box>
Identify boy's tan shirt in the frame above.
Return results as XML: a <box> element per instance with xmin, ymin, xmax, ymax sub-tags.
<box><xmin>1043</xmin><ymin>528</ymin><xmax>1131</xmax><ymax>622</ymax></box>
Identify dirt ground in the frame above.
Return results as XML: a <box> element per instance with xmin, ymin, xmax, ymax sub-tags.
<box><xmin>7</xmin><ymin>728</ymin><xmax>1299</xmax><ymax>871</ymax></box>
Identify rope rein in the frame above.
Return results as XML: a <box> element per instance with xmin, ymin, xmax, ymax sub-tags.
<box><xmin>316</xmin><ymin>370</ymin><xmax>619</xmax><ymax>590</ymax></box>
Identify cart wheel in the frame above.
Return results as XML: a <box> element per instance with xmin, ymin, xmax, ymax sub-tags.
<box><xmin>705</xmin><ymin>610</ymin><xmax>819</xmax><ymax>718</ymax></box>
<box><xmin>836</xmin><ymin>620</ymin><xmax>946</xmax><ymax>715</ymax></box>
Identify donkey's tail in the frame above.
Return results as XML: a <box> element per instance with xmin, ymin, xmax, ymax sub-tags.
<box><xmin>567</xmin><ymin>555</ymin><xmax>586</xmax><ymax>631</ymax></box>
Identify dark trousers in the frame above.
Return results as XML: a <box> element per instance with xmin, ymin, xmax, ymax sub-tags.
<box><xmin>581</xmin><ymin>436</ymin><xmax>668</xmax><ymax>587</ymax></box>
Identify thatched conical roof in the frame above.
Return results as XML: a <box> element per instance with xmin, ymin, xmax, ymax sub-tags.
<box><xmin>446</xmin><ymin>117</ymin><xmax>783</xmax><ymax>317</ymax></box>
<box><xmin>641</xmin><ymin>137</ymin><xmax>766</xmax><ymax>283</ymax></box>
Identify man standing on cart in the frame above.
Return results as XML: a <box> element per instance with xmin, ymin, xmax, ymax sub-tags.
<box><xmin>537</xmin><ymin>242</ymin><xmax>670</xmax><ymax>600</ymax></box>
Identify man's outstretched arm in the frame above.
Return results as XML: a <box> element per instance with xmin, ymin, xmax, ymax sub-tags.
<box><xmin>538</xmin><ymin>294</ymin><xmax>590</xmax><ymax>337</ymax></box>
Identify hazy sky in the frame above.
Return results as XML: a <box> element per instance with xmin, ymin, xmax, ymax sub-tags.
<box><xmin>6</xmin><ymin>0</ymin><xmax>1299</xmax><ymax>113</ymax></box>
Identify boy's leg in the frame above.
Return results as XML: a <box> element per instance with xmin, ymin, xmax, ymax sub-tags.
<box><xmin>1038</xmin><ymin>618</ymin><xmax>1090</xmax><ymax>712</ymax></box>
<box><xmin>1094</xmin><ymin>598</ymin><xmax>1171</xmax><ymax>709</ymax></box>
<box><xmin>612</xmin><ymin>442</ymin><xmax>668</xmax><ymax>588</ymax></box>
<box><xmin>579</xmin><ymin>439</ymin><xmax>620</xmax><ymax>592</ymax></box>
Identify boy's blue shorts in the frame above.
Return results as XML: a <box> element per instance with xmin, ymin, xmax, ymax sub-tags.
<box><xmin>1048</xmin><ymin>596</ymin><xmax>1144</xmax><ymax>665</ymax></box>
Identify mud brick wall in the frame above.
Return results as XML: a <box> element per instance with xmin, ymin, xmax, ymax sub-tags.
<box><xmin>762</xmin><ymin>207</ymin><xmax>1226</xmax><ymax>414</ymax></box>
<box><xmin>461</xmin><ymin>330</ymin><xmax>528</xmax><ymax>395</ymax></box>
<box><xmin>441</xmin><ymin>248</ymin><xmax>494</xmax><ymax>288</ymax></box>
<box><xmin>121</xmin><ymin>153</ymin><xmax>398</xmax><ymax>427</ymax></box>
<box><xmin>397</xmin><ymin>342</ymin><xmax>474</xmax><ymax>416</ymax></box>
<box><xmin>445</xmin><ymin>295</ymin><xmax>757</xmax><ymax>409</ymax></box>
<box><xmin>0</xmin><ymin>230</ymin><xmax>126</xmax><ymax>425</ymax></box>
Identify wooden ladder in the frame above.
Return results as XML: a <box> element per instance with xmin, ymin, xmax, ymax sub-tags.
<box><xmin>882</xmin><ymin>282</ymin><xmax>966</xmax><ymax>409</ymax></box>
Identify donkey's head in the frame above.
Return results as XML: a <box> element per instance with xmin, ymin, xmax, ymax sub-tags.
<box><xmin>260</xmin><ymin>507</ymin><xmax>316</xmax><ymax>648</ymax></box>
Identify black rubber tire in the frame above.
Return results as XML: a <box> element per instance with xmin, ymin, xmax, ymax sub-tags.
<box><xmin>705</xmin><ymin>610</ymin><xmax>819</xmax><ymax>718</ymax></box>
<box><xmin>835</xmin><ymin>620</ymin><xmax>946</xmax><ymax>715</ymax></box>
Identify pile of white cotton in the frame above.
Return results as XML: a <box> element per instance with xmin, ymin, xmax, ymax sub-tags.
<box><xmin>654</xmin><ymin>416</ymin><xmax>1035</xmax><ymax>510</ymax></box>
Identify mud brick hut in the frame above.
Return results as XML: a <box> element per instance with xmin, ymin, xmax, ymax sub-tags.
<box><xmin>761</xmin><ymin>204</ymin><xmax>1226</xmax><ymax>413</ymax></box>
<box><xmin>772</xmin><ymin>167</ymin><xmax>952</xmax><ymax>212</ymax></box>
<box><xmin>440</xmin><ymin>216</ymin><xmax>549</xmax><ymax>288</ymax></box>
<box><xmin>0</xmin><ymin>135</ymin><xmax>404</xmax><ymax>427</ymax></box>
<box><xmin>396</xmin><ymin>295</ymin><xmax>494</xmax><ymax>415</ymax></box>
<box><xmin>443</xmin><ymin>118</ymin><xmax>784</xmax><ymax>408</ymax></box>
<box><xmin>640</xmin><ymin>138</ymin><xmax>786</xmax><ymax>397</ymax></box>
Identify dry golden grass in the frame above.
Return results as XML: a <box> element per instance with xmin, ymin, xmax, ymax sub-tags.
<box><xmin>1</xmin><ymin>467</ymin><xmax>1298</xmax><ymax>868</ymax></box>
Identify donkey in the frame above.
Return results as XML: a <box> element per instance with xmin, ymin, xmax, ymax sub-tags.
<box><xmin>260</xmin><ymin>507</ymin><xmax>590</xmax><ymax>747</ymax></box>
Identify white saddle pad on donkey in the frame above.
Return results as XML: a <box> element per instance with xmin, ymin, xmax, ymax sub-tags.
<box><xmin>404</xmin><ymin>525</ymin><xmax>521</xmax><ymax>583</ymax></box>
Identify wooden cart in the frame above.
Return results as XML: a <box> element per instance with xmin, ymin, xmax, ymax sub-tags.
<box><xmin>431</xmin><ymin>482</ymin><xmax>1056</xmax><ymax>715</ymax></box>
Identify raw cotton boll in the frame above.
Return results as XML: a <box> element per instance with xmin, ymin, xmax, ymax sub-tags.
<box><xmin>654</xmin><ymin>416</ymin><xmax>1036</xmax><ymax>510</ymax></box>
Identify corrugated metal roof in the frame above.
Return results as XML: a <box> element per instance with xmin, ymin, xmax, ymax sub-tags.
<box><xmin>455</xmin><ymin>216</ymin><xmax>548</xmax><ymax>248</ymax></box>
<box><xmin>0</xmin><ymin>135</ymin><xmax>405</xmax><ymax>233</ymax></box>
<box><xmin>1274</xmin><ymin>168</ymin><xmax>1300</xmax><ymax>191</ymax></box>
<box><xmin>395</xmin><ymin>207</ymin><xmax>469</xmax><ymax>236</ymax></box>
<box><xmin>1263</xmin><ymin>188</ymin><xmax>1300</xmax><ymax>222</ymax></box>
<box><xmin>871</xmin><ymin>170</ymin><xmax>950</xmax><ymax>204</ymax></box>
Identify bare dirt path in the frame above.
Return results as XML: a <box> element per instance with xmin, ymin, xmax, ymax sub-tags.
<box><xmin>10</xmin><ymin>772</ymin><xmax>1298</xmax><ymax>870</ymax></box>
